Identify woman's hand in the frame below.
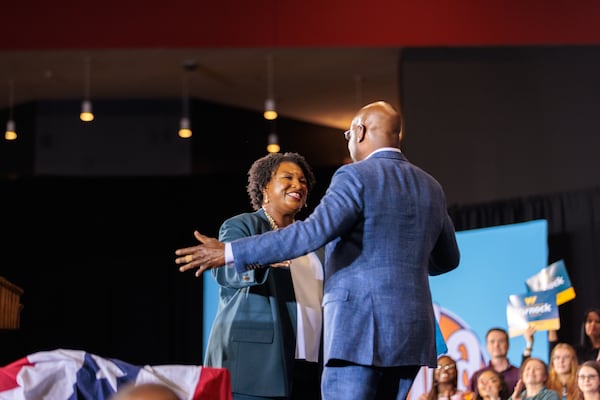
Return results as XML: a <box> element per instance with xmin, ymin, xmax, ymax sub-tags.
<box><xmin>270</xmin><ymin>260</ymin><xmax>292</xmax><ymax>268</ymax></box>
<box><xmin>511</xmin><ymin>379</ymin><xmax>524</xmax><ymax>400</ymax></box>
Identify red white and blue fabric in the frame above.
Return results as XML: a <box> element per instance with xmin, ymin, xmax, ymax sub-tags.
<box><xmin>0</xmin><ymin>349</ymin><xmax>231</xmax><ymax>400</ymax></box>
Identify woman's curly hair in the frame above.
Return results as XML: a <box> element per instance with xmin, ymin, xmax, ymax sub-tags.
<box><xmin>246</xmin><ymin>152</ymin><xmax>316</xmax><ymax>210</ymax></box>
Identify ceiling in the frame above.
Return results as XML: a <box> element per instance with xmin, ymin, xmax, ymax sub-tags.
<box><xmin>3</xmin><ymin>2</ymin><xmax>598</xmax><ymax>134</ymax></box>
<box><xmin>0</xmin><ymin>48</ymin><xmax>401</xmax><ymax>130</ymax></box>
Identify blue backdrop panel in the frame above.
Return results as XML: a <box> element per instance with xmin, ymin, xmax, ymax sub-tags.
<box><xmin>410</xmin><ymin>219</ymin><xmax>549</xmax><ymax>398</ymax></box>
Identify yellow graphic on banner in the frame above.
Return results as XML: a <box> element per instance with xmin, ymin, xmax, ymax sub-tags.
<box><xmin>524</xmin><ymin>296</ymin><xmax>537</xmax><ymax>306</ymax></box>
<box><xmin>557</xmin><ymin>287</ymin><xmax>576</xmax><ymax>305</ymax></box>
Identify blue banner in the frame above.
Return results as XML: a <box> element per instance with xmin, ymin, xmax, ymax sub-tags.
<box><xmin>507</xmin><ymin>289</ymin><xmax>560</xmax><ymax>337</ymax></box>
<box><xmin>525</xmin><ymin>259</ymin><xmax>576</xmax><ymax>305</ymax></box>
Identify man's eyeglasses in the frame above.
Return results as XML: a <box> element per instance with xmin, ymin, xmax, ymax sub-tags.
<box><xmin>344</xmin><ymin>124</ymin><xmax>366</xmax><ymax>141</ymax></box>
<box><xmin>436</xmin><ymin>364</ymin><xmax>456</xmax><ymax>371</ymax></box>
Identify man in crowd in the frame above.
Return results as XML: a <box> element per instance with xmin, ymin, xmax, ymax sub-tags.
<box><xmin>469</xmin><ymin>327</ymin><xmax>527</xmax><ymax>396</ymax></box>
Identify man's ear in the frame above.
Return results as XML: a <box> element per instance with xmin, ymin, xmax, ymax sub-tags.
<box><xmin>356</xmin><ymin>123</ymin><xmax>366</xmax><ymax>142</ymax></box>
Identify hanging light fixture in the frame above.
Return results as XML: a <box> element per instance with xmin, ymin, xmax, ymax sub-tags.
<box><xmin>178</xmin><ymin>60</ymin><xmax>197</xmax><ymax>139</ymax></box>
<box><xmin>264</xmin><ymin>53</ymin><xmax>279</xmax><ymax>152</ymax></box>
<box><xmin>80</xmin><ymin>56</ymin><xmax>94</xmax><ymax>122</ymax></box>
<box><xmin>264</xmin><ymin>53</ymin><xmax>277</xmax><ymax>120</ymax></box>
<box><xmin>5</xmin><ymin>80</ymin><xmax>16</xmax><ymax>141</ymax></box>
<box><xmin>266</xmin><ymin>128</ymin><xmax>280</xmax><ymax>153</ymax></box>
<box><xmin>178</xmin><ymin>116</ymin><xmax>191</xmax><ymax>139</ymax></box>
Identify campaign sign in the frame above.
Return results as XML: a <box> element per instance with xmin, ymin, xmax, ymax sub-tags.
<box><xmin>525</xmin><ymin>259</ymin><xmax>576</xmax><ymax>305</ymax></box>
<box><xmin>507</xmin><ymin>289</ymin><xmax>559</xmax><ymax>337</ymax></box>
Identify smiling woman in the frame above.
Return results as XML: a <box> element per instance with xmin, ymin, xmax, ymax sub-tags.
<box><xmin>199</xmin><ymin>152</ymin><xmax>324</xmax><ymax>400</ymax></box>
<box><xmin>576</xmin><ymin>361</ymin><xmax>600</xmax><ymax>400</ymax></box>
<box><xmin>508</xmin><ymin>358</ymin><xmax>559</xmax><ymax>400</ymax></box>
<box><xmin>419</xmin><ymin>355</ymin><xmax>473</xmax><ymax>400</ymax></box>
<box><xmin>476</xmin><ymin>369</ymin><xmax>509</xmax><ymax>400</ymax></box>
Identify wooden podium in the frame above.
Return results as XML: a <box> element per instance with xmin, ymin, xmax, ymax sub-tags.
<box><xmin>0</xmin><ymin>276</ymin><xmax>23</xmax><ymax>329</ymax></box>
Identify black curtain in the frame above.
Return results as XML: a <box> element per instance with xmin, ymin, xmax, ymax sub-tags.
<box><xmin>0</xmin><ymin>168</ymin><xmax>335</xmax><ymax>367</ymax></box>
<box><xmin>448</xmin><ymin>186</ymin><xmax>600</xmax><ymax>348</ymax></box>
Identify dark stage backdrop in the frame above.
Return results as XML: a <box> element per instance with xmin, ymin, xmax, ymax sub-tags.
<box><xmin>400</xmin><ymin>46</ymin><xmax>600</xmax><ymax>206</ymax></box>
<box><xmin>448</xmin><ymin>186</ymin><xmax>600</xmax><ymax>351</ymax></box>
<box><xmin>0</xmin><ymin>169</ymin><xmax>335</xmax><ymax>367</ymax></box>
<box><xmin>0</xmin><ymin>176</ymin><xmax>220</xmax><ymax>366</ymax></box>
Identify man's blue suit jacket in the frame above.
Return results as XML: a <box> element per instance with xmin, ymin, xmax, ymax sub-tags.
<box><xmin>231</xmin><ymin>150</ymin><xmax>460</xmax><ymax>368</ymax></box>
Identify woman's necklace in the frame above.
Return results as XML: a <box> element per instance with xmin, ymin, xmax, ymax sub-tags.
<box><xmin>262</xmin><ymin>207</ymin><xmax>279</xmax><ymax>230</ymax></box>
<box><xmin>262</xmin><ymin>207</ymin><xmax>295</xmax><ymax>268</ymax></box>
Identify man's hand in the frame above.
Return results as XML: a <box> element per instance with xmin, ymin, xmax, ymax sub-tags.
<box><xmin>175</xmin><ymin>231</ymin><xmax>226</xmax><ymax>277</ymax></box>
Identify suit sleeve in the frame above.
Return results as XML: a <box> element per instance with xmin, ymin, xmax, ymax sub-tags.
<box><xmin>428</xmin><ymin>214</ymin><xmax>460</xmax><ymax>276</ymax></box>
<box><xmin>211</xmin><ymin>216</ymin><xmax>269</xmax><ymax>289</ymax></box>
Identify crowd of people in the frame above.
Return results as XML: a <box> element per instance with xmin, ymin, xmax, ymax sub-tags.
<box><xmin>419</xmin><ymin>311</ymin><xmax>600</xmax><ymax>400</ymax></box>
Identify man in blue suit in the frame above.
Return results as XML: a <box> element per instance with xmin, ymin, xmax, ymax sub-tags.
<box><xmin>176</xmin><ymin>101</ymin><xmax>460</xmax><ymax>399</ymax></box>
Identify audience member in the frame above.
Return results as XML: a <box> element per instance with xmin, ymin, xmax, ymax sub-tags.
<box><xmin>509</xmin><ymin>358</ymin><xmax>559</xmax><ymax>400</ymax></box>
<box><xmin>476</xmin><ymin>369</ymin><xmax>510</xmax><ymax>400</ymax></box>
<box><xmin>202</xmin><ymin>152</ymin><xmax>323</xmax><ymax>399</ymax></box>
<box><xmin>420</xmin><ymin>355</ymin><xmax>473</xmax><ymax>400</ymax></box>
<box><xmin>110</xmin><ymin>383</ymin><xmax>180</xmax><ymax>400</ymax></box>
<box><xmin>576</xmin><ymin>361</ymin><xmax>600</xmax><ymax>400</ymax></box>
<box><xmin>547</xmin><ymin>343</ymin><xmax>579</xmax><ymax>400</ymax></box>
<box><xmin>549</xmin><ymin>308</ymin><xmax>600</xmax><ymax>363</ymax></box>
<box><xmin>469</xmin><ymin>328</ymin><xmax>524</xmax><ymax>396</ymax></box>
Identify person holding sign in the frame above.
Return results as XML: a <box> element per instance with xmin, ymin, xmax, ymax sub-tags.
<box><xmin>549</xmin><ymin>308</ymin><xmax>600</xmax><ymax>363</ymax></box>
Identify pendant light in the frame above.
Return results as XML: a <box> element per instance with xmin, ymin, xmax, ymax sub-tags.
<box><xmin>263</xmin><ymin>54</ymin><xmax>277</xmax><ymax>120</ymax></box>
<box><xmin>80</xmin><ymin>56</ymin><xmax>94</xmax><ymax>122</ymax></box>
<box><xmin>264</xmin><ymin>53</ymin><xmax>279</xmax><ymax>152</ymax></box>
<box><xmin>5</xmin><ymin>80</ymin><xmax>16</xmax><ymax>141</ymax></box>
<box><xmin>266</xmin><ymin>130</ymin><xmax>280</xmax><ymax>153</ymax></box>
<box><xmin>178</xmin><ymin>60</ymin><xmax>197</xmax><ymax>139</ymax></box>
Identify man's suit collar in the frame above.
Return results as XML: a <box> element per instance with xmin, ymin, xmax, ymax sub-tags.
<box><xmin>366</xmin><ymin>147</ymin><xmax>406</xmax><ymax>161</ymax></box>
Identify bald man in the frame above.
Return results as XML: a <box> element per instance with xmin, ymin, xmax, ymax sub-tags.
<box><xmin>176</xmin><ymin>101</ymin><xmax>460</xmax><ymax>399</ymax></box>
<box><xmin>110</xmin><ymin>383</ymin><xmax>179</xmax><ymax>400</ymax></box>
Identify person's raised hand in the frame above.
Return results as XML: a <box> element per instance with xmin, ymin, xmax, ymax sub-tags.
<box><xmin>175</xmin><ymin>231</ymin><xmax>226</xmax><ymax>277</ymax></box>
<box><xmin>511</xmin><ymin>379</ymin><xmax>525</xmax><ymax>400</ymax></box>
<box><xmin>524</xmin><ymin>326</ymin><xmax>536</xmax><ymax>344</ymax></box>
